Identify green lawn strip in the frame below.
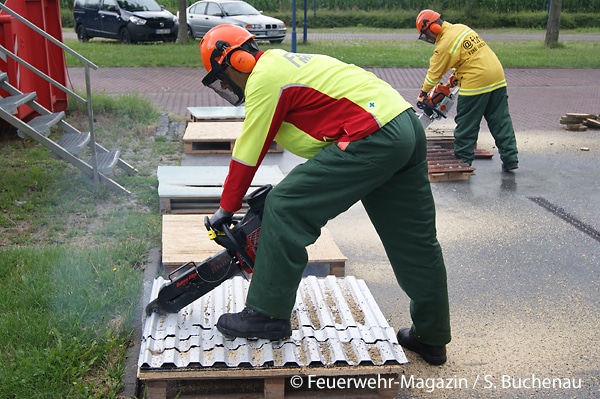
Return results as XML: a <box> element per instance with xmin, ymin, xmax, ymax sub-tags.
<box><xmin>63</xmin><ymin>34</ymin><xmax>600</xmax><ymax>69</ymax></box>
<box><xmin>0</xmin><ymin>92</ymin><xmax>179</xmax><ymax>397</ymax></box>
<box><xmin>0</xmin><ymin>245</ymin><xmax>141</xmax><ymax>398</ymax></box>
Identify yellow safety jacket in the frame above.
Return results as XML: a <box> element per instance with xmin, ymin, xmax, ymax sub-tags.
<box><xmin>421</xmin><ymin>22</ymin><xmax>507</xmax><ymax>96</ymax></box>
<box><xmin>221</xmin><ymin>49</ymin><xmax>412</xmax><ymax>212</ymax></box>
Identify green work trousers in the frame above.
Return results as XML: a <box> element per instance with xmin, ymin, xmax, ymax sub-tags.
<box><xmin>245</xmin><ymin>110</ymin><xmax>451</xmax><ymax>346</ymax></box>
<box><xmin>454</xmin><ymin>86</ymin><xmax>519</xmax><ymax>165</ymax></box>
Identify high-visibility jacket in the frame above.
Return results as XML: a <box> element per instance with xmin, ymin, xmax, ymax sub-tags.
<box><xmin>220</xmin><ymin>49</ymin><xmax>412</xmax><ymax>212</ymax></box>
<box><xmin>421</xmin><ymin>22</ymin><xmax>507</xmax><ymax>96</ymax></box>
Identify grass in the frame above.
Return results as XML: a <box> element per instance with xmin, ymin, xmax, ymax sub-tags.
<box><xmin>0</xmin><ymin>92</ymin><xmax>182</xmax><ymax>398</ymax></box>
<box><xmin>62</xmin><ymin>27</ymin><xmax>600</xmax><ymax>69</ymax></box>
<box><xmin>0</xmin><ymin>246</ymin><xmax>140</xmax><ymax>398</ymax></box>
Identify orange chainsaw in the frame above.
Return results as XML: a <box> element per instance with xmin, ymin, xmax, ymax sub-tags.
<box><xmin>417</xmin><ymin>83</ymin><xmax>459</xmax><ymax>129</ymax></box>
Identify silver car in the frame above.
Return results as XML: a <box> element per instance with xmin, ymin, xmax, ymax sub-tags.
<box><xmin>186</xmin><ymin>0</ymin><xmax>286</xmax><ymax>43</ymax></box>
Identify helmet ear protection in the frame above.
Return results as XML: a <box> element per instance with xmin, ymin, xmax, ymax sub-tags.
<box><xmin>419</xmin><ymin>18</ymin><xmax>442</xmax><ymax>35</ymax></box>
<box><xmin>216</xmin><ymin>40</ymin><xmax>256</xmax><ymax>73</ymax></box>
<box><xmin>227</xmin><ymin>49</ymin><xmax>256</xmax><ymax>73</ymax></box>
<box><xmin>428</xmin><ymin>20</ymin><xmax>442</xmax><ymax>35</ymax></box>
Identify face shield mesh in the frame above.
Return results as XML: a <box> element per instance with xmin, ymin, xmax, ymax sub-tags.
<box><xmin>201</xmin><ymin>46</ymin><xmax>246</xmax><ymax>106</ymax></box>
<box><xmin>418</xmin><ymin>32</ymin><xmax>436</xmax><ymax>44</ymax></box>
<box><xmin>202</xmin><ymin>73</ymin><xmax>245</xmax><ymax>106</ymax></box>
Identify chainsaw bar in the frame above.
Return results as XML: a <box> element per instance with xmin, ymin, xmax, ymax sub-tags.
<box><xmin>145</xmin><ymin>251</ymin><xmax>240</xmax><ymax>315</ymax></box>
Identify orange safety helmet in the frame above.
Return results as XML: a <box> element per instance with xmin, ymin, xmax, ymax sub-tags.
<box><xmin>200</xmin><ymin>24</ymin><xmax>256</xmax><ymax>74</ymax></box>
<box><xmin>199</xmin><ymin>24</ymin><xmax>257</xmax><ymax>106</ymax></box>
<box><xmin>416</xmin><ymin>9</ymin><xmax>442</xmax><ymax>43</ymax></box>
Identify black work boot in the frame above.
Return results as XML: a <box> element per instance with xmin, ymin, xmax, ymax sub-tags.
<box><xmin>216</xmin><ymin>307</ymin><xmax>292</xmax><ymax>340</ymax></box>
<box><xmin>397</xmin><ymin>328</ymin><xmax>447</xmax><ymax>365</ymax></box>
<box><xmin>502</xmin><ymin>162</ymin><xmax>519</xmax><ymax>172</ymax></box>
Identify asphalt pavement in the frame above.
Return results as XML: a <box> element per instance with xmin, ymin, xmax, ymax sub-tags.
<box><xmin>66</xmin><ymin>33</ymin><xmax>600</xmax><ymax>398</ymax></box>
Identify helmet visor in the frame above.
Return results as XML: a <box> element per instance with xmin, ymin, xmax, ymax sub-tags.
<box><xmin>418</xmin><ymin>31</ymin><xmax>436</xmax><ymax>44</ymax></box>
<box><xmin>201</xmin><ymin>49</ymin><xmax>245</xmax><ymax>106</ymax></box>
<box><xmin>202</xmin><ymin>73</ymin><xmax>245</xmax><ymax>106</ymax></box>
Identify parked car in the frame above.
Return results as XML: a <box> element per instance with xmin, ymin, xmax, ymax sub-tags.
<box><xmin>185</xmin><ymin>0</ymin><xmax>286</xmax><ymax>43</ymax></box>
<box><xmin>73</xmin><ymin>0</ymin><xmax>178</xmax><ymax>43</ymax></box>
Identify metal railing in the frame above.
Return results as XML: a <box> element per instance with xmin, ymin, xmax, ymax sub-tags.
<box><xmin>0</xmin><ymin>2</ymin><xmax>101</xmax><ymax>184</ymax></box>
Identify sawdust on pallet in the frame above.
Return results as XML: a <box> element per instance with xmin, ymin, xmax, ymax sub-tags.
<box><xmin>342</xmin><ymin>284</ymin><xmax>365</xmax><ymax>325</ymax></box>
<box><xmin>324</xmin><ymin>290</ymin><xmax>342</xmax><ymax>325</ymax></box>
<box><xmin>342</xmin><ymin>341</ymin><xmax>359</xmax><ymax>365</ymax></box>
<box><xmin>302</xmin><ymin>289</ymin><xmax>322</xmax><ymax>329</ymax></box>
<box><xmin>368</xmin><ymin>345</ymin><xmax>383</xmax><ymax>365</ymax></box>
<box><xmin>318</xmin><ymin>341</ymin><xmax>332</xmax><ymax>365</ymax></box>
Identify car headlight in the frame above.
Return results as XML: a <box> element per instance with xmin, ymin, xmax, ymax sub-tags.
<box><xmin>244</xmin><ymin>24</ymin><xmax>262</xmax><ymax>30</ymax></box>
<box><xmin>129</xmin><ymin>15</ymin><xmax>147</xmax><ymax>26</ymax></box>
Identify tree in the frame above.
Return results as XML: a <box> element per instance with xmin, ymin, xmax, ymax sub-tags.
<box><xmin>545</xmin><ymin>0</ymin><xmax>562</xmax><ymax>47</ymax></box>
<box><xmin>177</xmin><ymin>0</ymin><xmax>188</xmax><ymax>44</ymax></box>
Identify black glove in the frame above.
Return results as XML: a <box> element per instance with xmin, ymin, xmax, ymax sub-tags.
<box><xmin>209</xmin><ymin>207</ymin><xmax>233</xmax><ymax>230</ymax></box>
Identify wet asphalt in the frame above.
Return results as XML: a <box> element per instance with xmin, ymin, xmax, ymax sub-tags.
<box><xmin>66</xmin><ymin>32</ymin><xmax>600</xmax><ymax>398</ymax></box>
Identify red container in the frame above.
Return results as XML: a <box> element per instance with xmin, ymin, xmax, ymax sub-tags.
<box><xmin>0</xmin><ymin>0</ymin><xmax>67</xmax><ymax>121</ymax></box>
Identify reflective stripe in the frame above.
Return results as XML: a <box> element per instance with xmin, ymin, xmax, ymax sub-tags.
<box><xmin>450</xmin><ymin>28</ymin><xmax>473</xmax><ymax>55</ymax></box>
<box><xmin>459</xmin><ymin>80</ymin><xmax>507</xmax><ymax>96</ymax></box>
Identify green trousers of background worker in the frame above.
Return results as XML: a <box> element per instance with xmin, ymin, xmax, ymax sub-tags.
<box><xmin>454</xmin><ymin>86</ymin><xmax>519</xmax><ymax>166</ymax></box>
<box><xmin>245</xmin><ymin>109</ymin><xmax>452</xmax><ymax>346</ymax></box>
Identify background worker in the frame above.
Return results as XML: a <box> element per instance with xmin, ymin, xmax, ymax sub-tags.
<box><xmin>416</xmin><ymin>9</ymin><xmax>519</xmax><ymax>172</ymax></box>
<box><xmin>201</xmin><ymin>24</ymin><xmax>451</xmax><ymax>365</ymax></box>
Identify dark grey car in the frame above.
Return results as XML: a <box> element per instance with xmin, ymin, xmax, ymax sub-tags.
<box><xmin>185</xmin><ymin>0</ymin><xmax>286</xmax><ymax>43</ymax></box>
<box><xmin>73</xmin><ymin>0</ymin><xmax>178</xmax><ymax>43</ymax></box>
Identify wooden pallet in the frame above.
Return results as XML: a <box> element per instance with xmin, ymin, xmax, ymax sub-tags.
<box><xmin>183</xmin><ymin>121</ymin><xmax>283</xmax><ymax>154</ymax></box>
<box><xmin>162</xmin><ymin>214</ymin><xmax>347</xmax><ymax>276</ymax></box>
<box><xmin>559</xmin><ymin>112</ymin><xmax>600</xmax><ymax>131</ymax></box>
<box><xmin>427</xmin><ymin>145</ymin><xmax>476</xmax><ymax>182</ymax></box>
<box><xmin>187</xmin><ymin>106</ymin><xmax>245</xmax><ymax>122</ymax></box>
<box><xmin>157</xmin><ymin>165</ymin><xmax>285</xmax><ymax>213</ymax></box>
<box><xmin>426</xmin><ymin>135</ymin><xmax>455</xmax><ymax>149</ymax></box>
<box><xmin>426</xmin><ymin>136</ymin><xmax>495</xmax><ymax>159</ymax></box>
<box><xmin>139</xmin><ymin>367</ymin><xmax>403</xmax><ymax>399</ymax></box>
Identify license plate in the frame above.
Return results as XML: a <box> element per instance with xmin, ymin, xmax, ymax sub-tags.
<box><xmin>267</xmin><ymin>30</ymin><xmax>278</xmax><ymax>36</ymax></box>
<box><xmin>156</xmin><ymin>29</ymin><xmax>170</xmax><ymax>34</ymax></box>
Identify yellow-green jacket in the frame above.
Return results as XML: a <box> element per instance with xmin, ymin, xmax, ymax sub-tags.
<box><xmin>421</xmin><ymin>22</ymin><xmax>507</xmax><ymax>96</ymax></box>
<box><xmin>220</xmin><ymin>49</ymin><xmax>411</xmax><ymax>212</ymax></box>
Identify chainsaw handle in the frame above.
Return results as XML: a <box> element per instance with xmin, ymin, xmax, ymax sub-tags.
<box><xmin>222</xmin><ymin>220</ymin><xmax>255</xmax><ymax>269</ymax></box>
<box><xmin>419</xmin><ymin>101</ymin><xmax>447</xmax><ymax>119</ymax></box>
<box><xmin>428</xmin><ymin>91</ymin><xmax>447</xmax><ymax>105</ymax></box>
<box><xmin>204</xmin><ymin>215</ymin><xmax>254</xmax><ymax>268</ymax></box>
<box><xmin>168</xmin><ymin>260</ymin><xmax>199</xmax><ymax>281</ymax></box>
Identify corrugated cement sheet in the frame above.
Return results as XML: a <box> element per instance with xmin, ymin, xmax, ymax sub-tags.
<box><xmin>139</xmin><ymin>275</ymin><xmax>407</xmax><ymax>370</ymax></box>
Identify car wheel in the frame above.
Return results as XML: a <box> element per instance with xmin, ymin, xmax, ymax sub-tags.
<box><xmin>269</xmin><ymin>39</ymin><xmax>284</xmax><ymax>44</ymax></box>
<box><xmin>76</xmin><ymin>25</ymin><xmax>89</xmax><ymax>42</ymax></box>
<box><xmin>187</xmin><ymin>25</ymin><xmax>194</xmax><ymax>39</ymax></box>
<box><xmin>119</xmin><ymin>28</ymin><xmax>132</xmax><ymax>44</ymax></box>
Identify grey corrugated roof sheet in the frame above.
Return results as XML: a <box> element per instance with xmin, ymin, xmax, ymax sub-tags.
<box><xmin>139</xmin><ymin>275</ymin><xmax>407</xmax><ymax>371</ymax></box>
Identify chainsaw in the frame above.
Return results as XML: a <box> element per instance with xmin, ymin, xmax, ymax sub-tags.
<box><xmin>145</xmin><ymin>184</ymin><xmax>272</xmax><ymax>316</ymax></box>
<box><xmin>417</xmin><ymin>83</ymin><xmax>459</xmax><ymax>129</ymax></box>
